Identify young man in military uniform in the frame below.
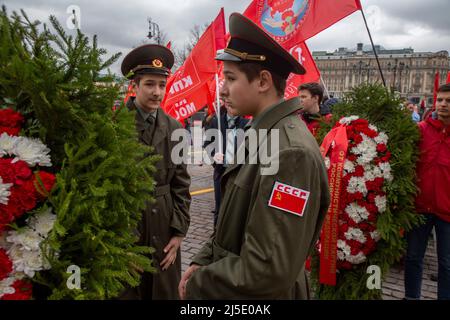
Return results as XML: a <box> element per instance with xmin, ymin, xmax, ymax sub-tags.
<box><xmin>120</xmin><ymin>44</ymin><xmax>191</xmax><ymax>299</ymax></box>
<box><xmin>179</xmin><ymin>13</ymin><xmax>330</xmax><ymax>299</ymax></box>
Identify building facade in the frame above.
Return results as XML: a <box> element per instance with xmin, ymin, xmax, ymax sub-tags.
<box><xmin>313</xmin><ymin>43</ymin><xmax>450</xmax><ymax>105</ymax></box>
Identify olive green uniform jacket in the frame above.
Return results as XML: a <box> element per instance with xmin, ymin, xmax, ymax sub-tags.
<box><xmin>186</xmin><ymin>98</ymin><xmax>330</xmax><ymax>299</ymax></box>
<box><xmin>125</xmin><ymin>98</ymin><xmax>191</xmax><ymax>299</ymax></box>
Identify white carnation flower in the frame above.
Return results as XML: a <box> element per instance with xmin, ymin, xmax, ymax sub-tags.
<box><xmin>11</xmin><ymin>136</ymin><xmax>51</xmax><ymax>167</ymax></box>
<box><xmin>374</xmin><ymin>132</ymin><xmax>389</xmax><ymax>145</ymax></box>
<box><xmin>344</xmin><ymin>227</ymin><xmax>367</xmax><ymax>243</ymax></box>
<box><xmin>372</xmin><ymin>166</ymin><xmax>383</xmax><ymax>178</ymax></box>
<box><xmin>344</xmin><ymin>159</ymin><xmax>355</xmax><ymax>174</ymax></box>
<box><xmin>337</xmin><ymin>240</ymin><xmax>351</xmax><ymax>256</ymax></box>
<box><xmin>6</xmin><ymin>229</ymin><xmax>44</xmax><ymax>252</ymax></box>
<box><xmin>364</xmin><ymin>169</ymin><xmax>376</xmax><ymax>181</ymax></box>
<box><xmin>0</xmin><ymin>132</ymin><xmax>18</xmax><ymax>157</ymax></box>
<box><xmin>375</xmin><ymin>195</ymin><xmax>387</xmax><ymax>213</ymax></box>
<box><xmin>345</xmin><ymin>203</ymin><xmax>369</xmax><ymax>223</ymax></box>
<box><xmin>379</xmin><ymin>162</ymin><xmax>393</xmax><ymax>182</ymax></box>
<box><xmin>27</xmin><ymin>208</ymin><xmax>57</xmax><ymax>236</ymax></box>
<box><xmin>368</xmin><ymin>124</ymin><xmax>378</xmax><ymax>132</ymax></box>
<box><xmin>346</xmin><ymin>252</ymin><xmax>366</xmax><ymax>264</ymax></box>
<box><xmin>7</xmin><ymin>243</ymin><xmax>52</xmax><ymax>278</ymax></box>
<box><xmin>9</xmin><ymin>248</ymin><xmax>46</xmax><ymax>278</ymax></box>
<box><xmin>347</xmin><ymin>176</ymin><xmax>368</xmax><ymax>195</ymax></box>
<box><xmin>0</xmin><ymin>277</ymin><xmax>16</xmax><ymax>298</ymax></box>
<box><xmin>339</xmin><ymin>116</ymin><xmax>359</xmax><ymax>125</ymax></box>
<box><xmin>353</xmin><ymin>134</ymin><xmax>378</xmax><ymax>165</ymax></box>
<box><xmin>0</xmin><ymin>176</ymin><xmax>13</xmax><ymax>205</ymax></box>
<box><xmin>370</xmin><ymin>230</ymin><xmax>381</xmax><ymax>242</ymax></box>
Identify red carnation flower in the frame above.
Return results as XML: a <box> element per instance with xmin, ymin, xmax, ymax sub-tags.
<box><xmin>338</xmin><ymin>260</ymin><xmax>353</xmax><ymax>270</ymax></box>
<box><xmin>0</xmin><ymin>248</ymin><xmax>13</xmax><ymax>281</ymax></box>
<box><xmin>0</xmin><ymin>109</ymin><xmax>24</xmax><ymax>136</ymax></box>
<box><xmin>376</xmin><ymin>144</ymin><xmax>387</xmax><ymax>153</ymax></box>
<box><xmin>0</xmin><ymin>159</ymin><xmax>32</xmax><ymax>185</ymax></box>
<box><xmin>15</xmin><ymin>180</ymin><xmax>38</xmax><ymax>214</ymax></box>
<box><xmin>0</xmin><ymin>279</ymin><xmax>32</xmax><ymax>300</ymax></box>
<box><xmin>381</xmin><ymin>151</ymin><xmax>391</xmax><ymax>162</ymax></box>
<box><xmin>34</xmin><ymin>171</ymin><xmax>56</xmax><ymax>199</ymax></box>
<box><xmin>352</xmin><ymin>119</ymin><xmax>369</xmax><ymax>127</ymax></box>
<box><xmin>0</xmin><ymin>127</ymin><xmax>20</xmax><ymax>136</ymax></box>
<box><xmin>347</xmin><ymin>154</ymin><xmax>357</xmax><ymax>162</ymax></box>
<box><xmin>354</xmin><ymin>165</ymin><xmax>364</xmax><ymax>177</ymax></box>
<box><xmin>353</xmin><ymin>134</ymin><xmax>363</xmax><ymax>144</ymax></box>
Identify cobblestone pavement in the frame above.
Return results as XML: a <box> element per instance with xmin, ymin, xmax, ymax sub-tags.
<box><xmin>184</xmin><ymin>164</ymin><xmax>439</xmax><ymax>300</ymax></box>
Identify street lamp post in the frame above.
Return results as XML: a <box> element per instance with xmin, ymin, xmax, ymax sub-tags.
<box><xmin>147</xmin><ymin>18</ymin><xmax>161</xmax><ymax>44</ymax></box>
<box><xmin>353</xmin><ymin>60</ymin><xmax>364</xmax><ymax>85</ymax></box>
<box><xmin>398</xmin><ymin>62</ymin><xmax>405</xmax><ymax>93</ymax></box>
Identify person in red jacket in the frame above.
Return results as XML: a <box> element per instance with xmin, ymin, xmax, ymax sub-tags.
<box><xmin>297</xmin><ymin>82</ymin><xmax>332</xmax><ymax>137</ymax></box>
<box><xmin>404</xmin><ymin>83</ymin><xmax>450</xmax><ymax>300</ymax></box>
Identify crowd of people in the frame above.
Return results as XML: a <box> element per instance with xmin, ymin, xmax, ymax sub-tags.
<box><xmin>117</xmin><ymin>10</ymin><xmax>449</xmax><ymax>300</ymax></box>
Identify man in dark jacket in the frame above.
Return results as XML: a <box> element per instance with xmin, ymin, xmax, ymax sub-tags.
<box><xmin>297</xmin><ymin>82</ymin><xmax>332</xmax><ymax>137</ymax></box>
<box><xmin>120</xmin><ymin>44</ymin><xmax>191</xmax><ymax>299</ymax></box>
<box><xmin>203</xmin><ymin>104</ymin><xmax>249</xmax><ymax>226</ymax></box>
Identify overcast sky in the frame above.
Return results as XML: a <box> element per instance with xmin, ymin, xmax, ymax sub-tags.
<box><xmin>2</xmin><ymin>0</ymin><xmax>450</xmax><ymax>75</ymax></box>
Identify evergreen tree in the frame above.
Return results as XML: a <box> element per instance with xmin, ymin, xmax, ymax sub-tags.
<box><xmin>0</xmin><ymin>7</ymin><xmax>159</xmax><ymax>299</ymax></box>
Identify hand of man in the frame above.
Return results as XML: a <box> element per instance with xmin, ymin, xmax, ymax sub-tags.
<box><xmin>213</xmin><ymin>152</ymin><xmax>224</xmax><ymax>164</ymax></box>
<box><xmin>160</xmin><ymin>235</ymin><xmax>183</xmax><ymax>271</ymax></box>
<box><xmin>179</xmin><ymin>264</ymin><xmax>200</xmax><ymax>300</ymax></box>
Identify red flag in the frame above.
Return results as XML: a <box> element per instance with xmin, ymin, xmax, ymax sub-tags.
<box><xmin>284</xmin><ymin>42</ymin><xmax>320</xmax><ymax>99</ymax></box>
<box><xmin>243</xmin><ymin>0</ymin><xmax>361</xmax><ymax>49</ymax></box>
<box><xmin>420</xmin><ymin>97</ymin><xmax>426</xmax><ymax>111</ymax></box>
<box><xmin>214</xmin><ymin>8</ymin><xmax>227</xmax><ymax>51</ymax></box>
<box><xmin>446</xmin><ymin>71</ymin><xmax>450</xmax><ymax>84</ymax></box>
<box><xmin>123</xmin><ymin>81</ymin><xmax>135</xmax><ymax>104</ymax></box>
<box><xmin>163</xmin><ymin>9</ymin><xmax>225</xmax><ymax>122</ymax></box>
<box><xmin>433</xmin><ymin>72</ymin><xmax>440</xmax><ymax>110</ymax></box>
<box><xmin>166</xmin><ymin>41</ymin><xmax>172</xmax><ymax>49</ymax></box>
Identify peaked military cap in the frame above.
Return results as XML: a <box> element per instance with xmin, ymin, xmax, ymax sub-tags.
<box><xmin>121</xmin><ymin>44</ymin><xmax>174</xmax><ymax>79</ymax></box>
<box><xmin>216</xmin><ymin>13</ymin><xmax>305</xmax><ymax>79</ymax></box>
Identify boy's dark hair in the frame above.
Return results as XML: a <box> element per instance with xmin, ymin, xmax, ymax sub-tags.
<box><xmin>133</xmin><ymin>75</ymin><xmax>143</xmax><ymax>86</ymax></box>
<box><xmin>438</xmin><ymin>83</ymin><xmax>450</xmax><ymax>93</ymax></box>
<box><xmin>236</xmin><ymin>62</ymin><xmax>286</xmax><ymax>98</ymax></box>
<box><xmin>298</xmin><ymin>82</ymin><xmax>324</xmax><ymax>104</ymax></box>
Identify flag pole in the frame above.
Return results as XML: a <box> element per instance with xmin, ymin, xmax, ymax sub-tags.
<box><xmin>215</xmin><ymin>73</ymin><xmax>223</xmax><ymax>154</ymax></box>
<box><xmin>320</xmin><ymin>76</ymin><xmax>331</xmax><ymax>99</ymax></box>
<box><xmin>359</xmin><ymin>6</ymin><xmax>387</xmax><ymax>88</ymax></box>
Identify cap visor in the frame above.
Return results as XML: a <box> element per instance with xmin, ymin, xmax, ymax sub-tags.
<box><xmin>215</xmin><ymin>51</ymin><xmax>242</xmax><ymax>62</ymax></box>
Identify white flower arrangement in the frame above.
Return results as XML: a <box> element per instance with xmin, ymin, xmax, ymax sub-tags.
<box><xmin>0</xmin><ymin>133</ymin><xmax>51</xmax><ymax>167</ymax></box>
<box><xmin>344</xmin><ymin>159</ymin><xmax>355</xmax><ymax>174</ymax></box>
<box><xmin>322</xmin><ymin>116</ymin><xmax>393</xmax><ymax>268</ymax></box>
<box><xmin>344</xmin><ymin>227</ymin><xmax>367</xmax><ymax>244</ymax></box>
<box><xmin>375</xmin><ymin>195</ymin><xmax>387</xmax><ymax>213</ymax></box>
<box><xmin>345</xmin><ymin>203</ymin><xmax>370</xmax><ymax>223</ymax></box>
<box><xmin>339</xmin><ymin>116</ymin><xmax>359</xmax><ymax>125</ymax></box>
<box><xmin>5</xmin><ymin>208</ymin><xmax>57</xmax><ymax>278</ymax></box>
<box><xmin>347</xmin><ymin>176</ymin><xmax>368</xmax><ymax>195</ymax></box>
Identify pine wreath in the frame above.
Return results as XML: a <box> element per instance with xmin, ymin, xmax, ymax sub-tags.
<box><xmin>311</xmin><ymin>84</ymin><xmax>423</xmax><ymax>300</ymax></box>
<box><xmin>0</xmin><ymin>8</ymin><xmax>159</xmax><ymax>299</ymax></box>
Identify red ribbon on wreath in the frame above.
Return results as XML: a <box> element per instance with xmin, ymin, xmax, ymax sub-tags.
<box><xmin>319</xmin><ymin>123</ymin><xmax>348</xmax><ymax>286</ymax></box>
